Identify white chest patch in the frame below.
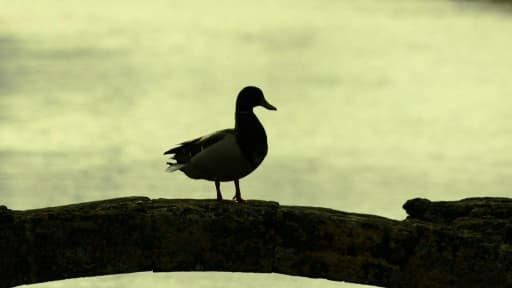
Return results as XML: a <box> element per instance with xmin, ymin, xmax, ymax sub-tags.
<box><xmin>182</xmin><ymin>133</ymin><xmax>257</xmax><ymax>181</ymax></box>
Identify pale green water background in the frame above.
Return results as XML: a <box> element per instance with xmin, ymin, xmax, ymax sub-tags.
<box><xmin>1</xmin><ymin>0</ymin><xmax>511</xmax><ymax>287</ymax></box>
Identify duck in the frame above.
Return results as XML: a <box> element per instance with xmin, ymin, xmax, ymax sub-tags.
<box><xmin>164</xmin><ymin>86</ymin><xmax>277</xmax><ymax>203</ymax></box>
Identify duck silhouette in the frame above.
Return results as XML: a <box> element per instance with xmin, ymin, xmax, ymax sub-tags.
<box><xmin>164</xmin><ymin>86</ymin><xmax>276</xmax><ymax>202</ymax></box>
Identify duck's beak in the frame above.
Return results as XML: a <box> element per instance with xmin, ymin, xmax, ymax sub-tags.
<box><xmin>260</xmin><ymin>98</ymin><xmax>277</xmax><ymax>111</ymax></box>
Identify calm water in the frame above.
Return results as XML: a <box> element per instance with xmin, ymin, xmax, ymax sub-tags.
<box><xmin>2</xmin><ymin>1</ymin><xmax>512</xmax><ymax>287</ymax></box>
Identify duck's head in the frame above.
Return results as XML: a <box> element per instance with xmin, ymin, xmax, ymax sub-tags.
<box><xmin>236</xmin><ymin>86</ymin><xmax>277</xmax><ymax>113</ymax></box>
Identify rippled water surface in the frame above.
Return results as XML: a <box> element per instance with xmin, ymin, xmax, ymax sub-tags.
<box><xmin>2</xmin><ymin>1</ymin><xmax>512</xmax><ymax>287</ymax></box>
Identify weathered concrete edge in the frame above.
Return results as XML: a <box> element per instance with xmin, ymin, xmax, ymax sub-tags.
<box><xmin>1</xmin><ymin>196</ymin><xmax>511</xmax><ymax>288</ymax></box>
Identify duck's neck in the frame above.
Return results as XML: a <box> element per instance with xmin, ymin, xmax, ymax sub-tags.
<box><xmin>235</xmin><ymin>110</ymin><xmax>268</xmax><ymax>165</ymax></box>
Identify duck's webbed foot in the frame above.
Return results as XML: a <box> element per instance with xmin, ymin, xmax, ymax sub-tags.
<box><xmin>232</xmin><ymin>195</ymin><xmax>245</xmax><ymax>203</ymax></box>
<box><xmin>232</xmin><ymin>179</ymin><xmax>245</xmax><ymax>203</ymax></box>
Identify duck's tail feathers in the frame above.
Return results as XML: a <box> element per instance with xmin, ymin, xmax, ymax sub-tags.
<box><xmin>166</xmin><ymin>162</ymin><xmax>185</xmax><ymax>173</ymax></box>
<box><xmin>163</xmin><ymin>146</ymin><xmax>184</xmax><ymax>155</ymax></box>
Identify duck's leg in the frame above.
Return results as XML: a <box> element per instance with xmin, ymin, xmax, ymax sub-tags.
<box><xmin>232</xmin><ymin>179</ymin><xmax>245</xmax><ymax>203</ymax></box>
<box><xmin>215</xmin><ymin>180</ymin><xmax>223</xmax><ymax>201</ymax></box>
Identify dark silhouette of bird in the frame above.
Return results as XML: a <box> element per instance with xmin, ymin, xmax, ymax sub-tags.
<box><xmin>164</xmin><ymin>86</ymin><xmax>277</xmax><ymax>202</ymax></box>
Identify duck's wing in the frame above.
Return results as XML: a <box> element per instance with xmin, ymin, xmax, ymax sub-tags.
<box><xmin>164</xmin><ymin>129</ymin><xmax>234</xmax><ymax>170</ymax></box>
